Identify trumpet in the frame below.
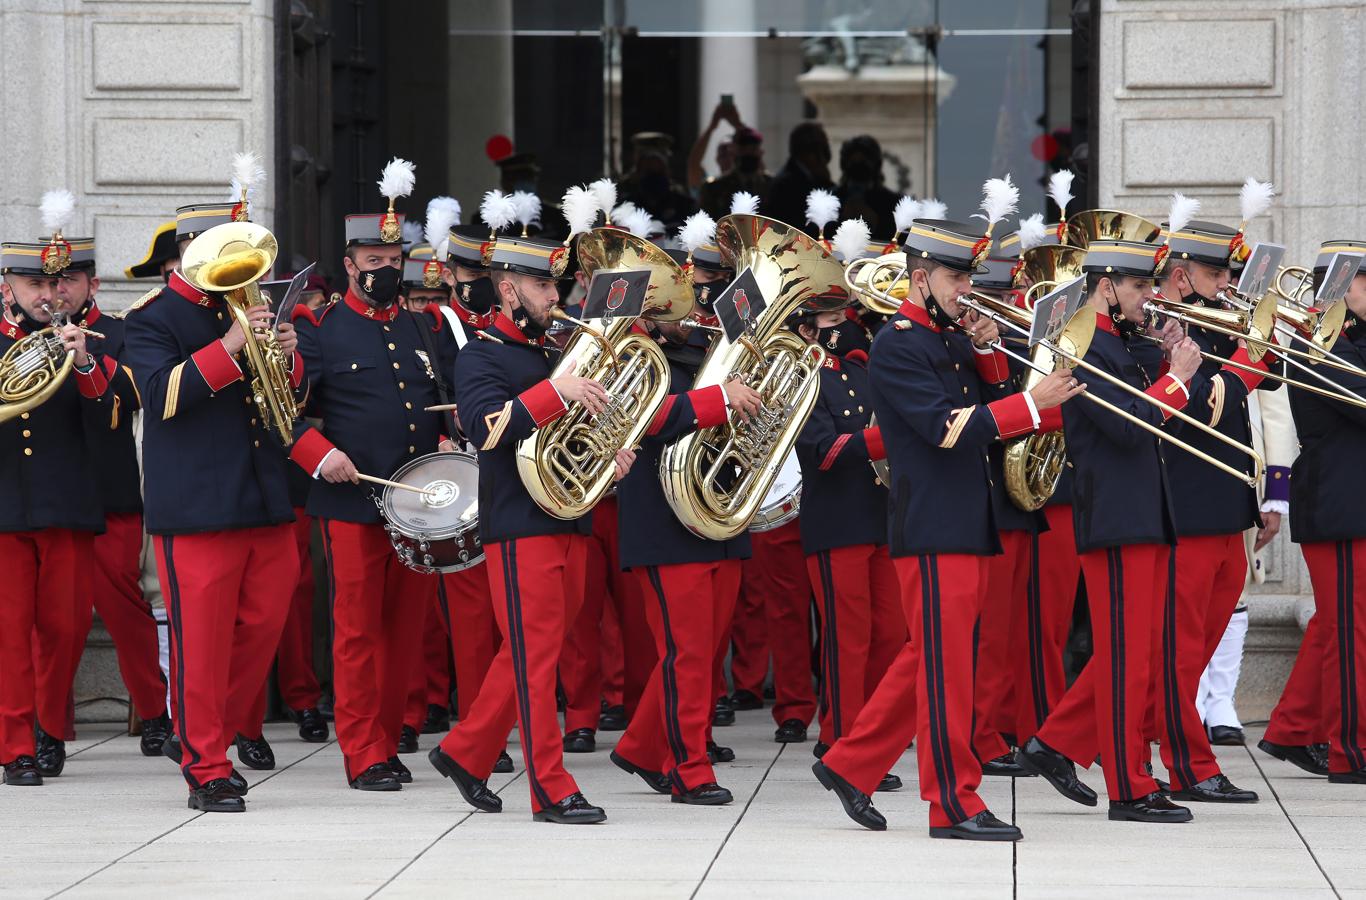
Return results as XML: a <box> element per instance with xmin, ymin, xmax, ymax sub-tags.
<box><xmin>960</xmin><ymin>292</ymin><xmax>1265</xmax><ymax>488</ymax></box>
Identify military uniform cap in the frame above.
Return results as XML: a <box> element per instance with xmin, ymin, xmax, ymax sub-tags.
<box><xmin>489</xmin><ymin>234</ymin><xmax>569</xmax><ymax>280</ymax></box>
<box><xmin>1313</xmin><ymin>240</ymin><xmax>1366</xmax><ymax>276</ymax></box>
<box><xmin>901</xmin><ymin>219</ymin><xmax>991</xmax><ymax>273</ymax></box>
<box><xmin>1159</xmin><ymin>219</ymin><xmax>1238</xmax><ymax>269</ymax></box>
<box><xmin>403</xmin><ymin>243</ymin><xmax>450</xmax><ymax>290</ymax></box>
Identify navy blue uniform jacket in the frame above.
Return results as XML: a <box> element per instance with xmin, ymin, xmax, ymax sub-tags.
<box><xmin>80</xmin><ymin>304</ymin><xmax>144</xmax><ymax>515</ymax></box>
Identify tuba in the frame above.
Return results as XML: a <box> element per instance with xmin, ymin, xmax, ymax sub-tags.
<box><xmin>660</xmin><ymin>213</ymin><xmax>846</xmax><ymax>540</ymax></box>
<box><xmin>180</xmin><ymin>221</ymin><xmax>299</xmax><ymax>447</ymax></box>
<box><xmin>0</xmin><ymin>304</ymin><xmax>104</xmax><ymax>425</ymax></box>
<box><xmin>514</xmin><ymin>227</ymin><xmax>693</xmax><ymax>520</ymax></box>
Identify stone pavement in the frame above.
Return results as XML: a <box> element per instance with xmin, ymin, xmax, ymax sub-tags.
<box><xmin>1</xmin><ymin>715</ymin><xmax>1361</xmax><ymax>899</ymax></box>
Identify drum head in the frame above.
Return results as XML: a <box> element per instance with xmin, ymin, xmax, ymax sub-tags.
<box><xmin>751</xmin><ymin>449</ymin><xmax>801</xmax><ymax>532</ymax></box>
<box><xmin>382</xmin><ymin>452</ymin><xmax>480</xmax><ymax>540</ymax></box>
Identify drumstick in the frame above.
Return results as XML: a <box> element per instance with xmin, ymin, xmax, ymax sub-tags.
<box><xmin>355</xmin><ymin>472</ymin><xmax>433</xmax><ymax>497</ymax></box>
<box><xmin>425</xmin><ymin>404</ymin><xmax>458</xmax><ymax>412</ymax></box>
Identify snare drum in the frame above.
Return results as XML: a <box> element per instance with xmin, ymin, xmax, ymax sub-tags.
<box><xmin>749</xmin><ymin>449</ymin><xmax>802</xmax><ymax>533</ymax></box>
<box><xmin>381</xmin><ymin>451</ymin><xmax>483</xmax><ymax>574</ymax></box>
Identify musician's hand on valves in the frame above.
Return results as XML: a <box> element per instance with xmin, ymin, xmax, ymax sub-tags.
<box><xmin>612</xmin><ymin>447</ymin><xmax>636</xmax><ymax>482</ymax></box>
<box><xmin>723</xmin><ymin>378</ymin><xmax>763</xmax><ymax>423</ymax></box>
<box><xmin>1169</xmin><ymin>337</ymin><xmax>1202</xmax><ymax>382</ymax></box>
<box><xmin>1153</xmin><ymin>317</ymin><xmax>1183</xmax><ymax>355</ymax></box>
<box><xmin>57</xmin><ymin>323</ymin><xmax>90</xmax><ymax>369</ymax></box>
<box><xmin>319</xmin><ymin>449</ymin><xmax>359</xmax><ymax>484</ymax></box>
<box><xmin>1028</xmin><ymin>366</ymin><xmax>1085</xmax><ymax>409</ymax></box>
<box><xmin>553</xmin><ymin>375</ymin><xmax>609</xmax><ymax>416</ymax></box>
<box><xmin>274</xmin><ymin>320</ymin><xmax>298</xmax><ymax>355</ymax></box>
<box><xmin>221</xmin><ymin>304</ymin><xmax>273</xmax><ymax>355</ymax></box>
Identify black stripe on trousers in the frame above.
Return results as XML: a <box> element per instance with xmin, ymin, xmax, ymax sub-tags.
<box><xmin>160</xmin><ymin>536</ymin><xmax>203</xmax><ymax>789</ymax></box>
<box><xmin>436</xmin><ymin>578</ymin><xmax>452</xmax><ymax>632</ymax></box>
<box><xmin>320</xmin><ymin>520</ymin><xmax>337</xmax><ymax>648</ymax></box>
<box><xmin>1026</xmin><ymin>534</ymin><xmax>1049</xmax><ymax>729</ymax></box>
<box><xmin>645</xmin><ymin>567</ymin><xmax>690</xmax><ymax>789</ymax></box>
<box><xmin>1161</xmin><ymin>549</ymin><xmax>1197</xmax><ymax>788</ymax></box>
<box><xmin>502</xmin><ymin>541</ymin><xmax>554</xmax><ymax>809</ymax></box>
<box><xmin>1106</xmin><ymin>547</ymin><xmax>1133</xmax><ymax>800</ymax></box>
<box><xmin>816</xmin><ymin>552</ymin><xmax>844</xmax><ymax>739</ymax></box>
<box><xmin>920</xmin><ymin>554</ymin><xmax>968</xmax><ymax>824</ymax></box>
<box><xmin>1337</xmin><ymin>542</ymin><xmax>1366</xmax><ymax>772</ymax></box>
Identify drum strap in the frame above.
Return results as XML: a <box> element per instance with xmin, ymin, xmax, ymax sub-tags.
<box><xmin>406</xmin><ymin>309</ymin><xmax>462</xmax><ymax>446</ymax></box>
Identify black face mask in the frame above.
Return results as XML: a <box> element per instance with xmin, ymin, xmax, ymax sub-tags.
<box><xmin>459</xmin><ymin>278</ymin><xmax>496</xmax><ymax>316</ymax></box>
<box><xmin>918</xmin><ymin>280</ymin><xmax>956</xmax><ymax>331</ymax></box>
<box><xmin>356</xmin><ymin>264</ymin><xmax>402</xmax><ymax>308</ymax></box>
<box><xmin>816</xmin><ymin>319</ymin><xmax>871</xmax><ymax>356</ymax></box>
<box><xmin>1108</xmin><ymin>290</ymin><xmax>1141</xmax><ymax>341</ymax></box>
<box><xmin>736</xmin><ymin>155</ymin><xmax>761</xmax><ymax>175</ymax></box>
<box><xmin>510</xmin><ymin>286</ymin><xmax>547</xmax><ymax>341</ymax></box>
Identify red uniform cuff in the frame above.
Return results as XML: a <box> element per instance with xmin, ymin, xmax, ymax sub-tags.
<box><xmin>1145</xmin><ymin>373</ymin><xmax>1189</xmax><ymax>419</ymax></box>
<box><xmin>863</xmin><ymin>425</ymin><xmax>885</xmax><ymax>461</ymax></box>
<box><xmin>74</xmin><ymin>357</ymin><xmax>112</xmax><ymax>398</ymax></box>
<box><xmin>192</xmin><ymin>339</ymin><xmax>244</xmax><ymax>392</ymax></box>
<box><xmin>1222</xmin><ymin>344</ymin><xmax>1267</xmax><ymax>392</ymax></box>
<box><xmin>289</xmin><ymin>428</ymin><xmax>335</xmax><ymax>474</ymax></box>
<box><xmin>688</xmin><ymin>385</ymin><xmax>729</xmax><ymax>430</ymax></box>
<box><xmin>1038</xmin><ymin>405</ymin><xmax>1064</xmax><ymax>434</ymax></box>
<box><xmin>973</xmin><ymin>348</ymin><xmax>1010</xmax><ymax>384</ymax></box>
<box><xmin>986</xmin><ymin>393</ymin><xmax>1034</xmax><ymax>439</ymax></box>
<box><xmin>518</xmin><ymin>379</ymin><xmax>568</xmax><ymax>427</ymax></box>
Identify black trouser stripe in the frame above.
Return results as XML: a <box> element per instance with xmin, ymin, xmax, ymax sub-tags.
<box><xmin>436</xmin><ymin>578</ymin><xmax>452</xmax><ymax>632</ymax></box>
<box><xmin>645</xmin><ymin>567</ymin><xmax>689</xmax><ymax>787</ymax></box>
<box><xmin>320</xmin><ymin>520</ymin><xmax>337</xmax><ymax>647</ymax></box>
<box><xmin>502</xmin><ymin>541</ymin><xmax>553</xmax><ymax>809</ymax></box>
<box><xmin>1339</xmin><ymin>542</ymin><xmax>1365</xmax><ymax>772</ymax></box>
<box><xmin>922</xmin><ymin>555</ymin><xmax>968</xmax><ymax>823</ymax></box>
<box><xmin>1027</xmin><ymin>534</ymin><xmax>1048</xmax><ymax>728</ymax></box>
<box><xmin>160</xmin><ymin>536</ymin><xmax>202</xmax><ymax>790</ymax></box>
<box><xmin>817</xmin><ymin>552</ymin><xmax>844</xmax><ymax>739</ymax></box>
<box><xmin>1107</xmin><ymin>548</ymin><xmax>1131</xmax><ymax>800</ymax></box>
<box><xmin>1161</xmin><ymin>549</ymin><xmax>1196</xmax><ymax>787</ymax></box>
<box><xmin>969</xmin><ymin>613</ymin><xmax>982</xmax><ymax>765</ymax></box>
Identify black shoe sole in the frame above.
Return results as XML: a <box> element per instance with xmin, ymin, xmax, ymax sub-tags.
<box><xmin>350</xmin><ymin>779</ymin><xmax>403</xmax><ymax>791</ymax></box>
<box><xmin>1107</xmin><ymin>808</ymin><xmax>1193</xmax><ymax>823</ymax></box>
<box><xmin>428</xmin><ymin>748</ymin><xmax>502</xmax><ymax>812</ymax></box>
<box><xmin>929</xmin><ymin>826</ymin><xmax>1022</xmax><ymax>842</ymax></box>
<box><xmin>492</xmin><ymin>757</ymin><xmax>515</xmax><ymax>774</ymax></box>
<box><xmin>775</xmin><ymin>733</ymin><xmax>808</xmax><ymax>744</ymax></box>
<box><xmin>1014</xmin><ymin>750</ymin><xmax>1098</xmax><ymax>807</ymax></box>
<box><xmin>812</xmin><ymin>762</ymin><xmax>886</xmax><ymax>832</ymax></box>
<box><xmin>298</xmin><ymin>732</ymin><xmax>330</xmax><ymax>744</ymax></box>
<box><xmin>563</xmin><ymin>743</ymin><xmax>595</xmax><ymax>754</ymax></box>
<box><xmin>140</xmin><ymin>741</ymin><xmax>168</xmax><ymax>757</ymax></box>
<box><xmin>610</xmin><ymin>752</ymin><xmax>672</xmax><ymax>795</ymax></box>
<box><xmin>2</xmin><ymin>775</ymin><xmax>43</xmax><ymax>786</ymax></box>
<box><xmin>671</xmin><ymin>791</ymin><xmax>733</xmax><ymax>805</ymax></box>
<box><xmin>1168</xmin><ymin>790</ymin><xmax>1258</xmax><ymax>803</ymax></box>
<box><xmin>532</xmin><ymin>810</ymin><xmax>607</xmax><ymax>824</ymax></box>
<box><xmin>1258</xmin><ymin>740</ymin><xmax>1329</xmax><ymax>776</ymax></box>
<box><xmin>188</xmin><ymin>797</ymin><xmax>245</xmax><ymax>812</ymax></box>
<box><xmin>1327</xmin><ymin>773</ymin><xmax>1366</xmax><ymax>784</ymax></box>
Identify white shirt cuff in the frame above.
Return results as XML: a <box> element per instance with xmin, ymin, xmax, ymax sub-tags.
<box><xmin>719</xmin><ymin>385</ymin><xmax>730</xmax><ymax>407</ymax></box>
<box><xmin>972</xmin><ymin>344</ymin><xmax>996</xmax><ymax>356</ymax></box>
<box><xmin>312</xmin><ymin>448</ymin><xmax>337</xmax><ymax>479</ymax></box>
<box><xmin>1260</xmin><ymin>499</ymin><xmax>1289</xmax><ymax>516</ymax></box>
<box><xmin>1166</xmin><ymin>373</ymin><xmax>1190</xmax><ymax>400</ymax></box>
<box><xmin>549</xmin><ymin>382</ymin><xmax>567</xmax><ymax>411</ymax></box>
<box><xmin>1022</xmin><ymin>390</ymin><xmax>1041</xmax><ymax>431</ymax></box>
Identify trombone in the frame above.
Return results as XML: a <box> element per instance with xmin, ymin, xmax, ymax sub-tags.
<box><xmin>1271</xmin><ymin>265</ymin><xmax>1314</xmax><ymax>308</ymax></box>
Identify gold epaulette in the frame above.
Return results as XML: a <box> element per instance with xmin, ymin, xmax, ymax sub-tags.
<box><xmin>121</xmin><ymin>287</ymin><xmax>162</xmax><ymax>316</ymax></box>
<box><xmin>475</xmin><ymin>331</ymin><xmax>505</xmax><ymax>344</ymax></box>
<box><xmin>893</xmin><ymin>320</ymin><xmax>913</xmax><ymax>330</ymax></box>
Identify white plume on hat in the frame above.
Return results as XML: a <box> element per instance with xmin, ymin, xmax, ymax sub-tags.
<box><xmin>227</xmin><ymin>151</ymin><xmax>267</xmax><ymax>209</ymax></box>
<box><xmin>976</xmin><ymin>175</ymin><xmax>1019</xmax><ymax>233</ymax></box>
<box><xmin>1167</xmin><ymin>192</ymin><xmax>1201</xmax><ymax>237</ymax></box>
<box><xmin>832</xmin><ymin>218</ymin><xmax>872</xmax><ymax>263</ymax></box>
<box><xmin>510</xmin><ymin>191</ymin><xmax>542</xmax><ymax>234</ymax></box>
<box><xmin>1017</xmin><ymin>213</ymin><xmax>1048</xmax><ymax>253</ymax></box>
<box><xmin>805</xmin><ymin>189</ymin><xmax>840</xmax><ymax>234</ymax></box>
<box><xmin>377</xmin><ymin>157</ymin><xmax>416</xmax><ymax>202</ymax></box>
<box><xmin>920</xmin><ymin>198</ymin><xmax>948</xmax><ymax>220</ymax></box>
<box><xmin>561</xmin><ymin>185</ymin><xmax>600</xmax><ymax>240</ymax></box>
<box><xmin>400</xmin><ymin>220</ymin><xmax>424</xmax><ymax>245</ymax></box>
<box><xmin>39</xmin><ymin>189</ymin><xmax>76</xmax><ymax>236</ymax></box>
<box><xmin>611</xmin><ymin>202</ymin><xmax>651</xmax><ymax>238</ymax></box>
<box><xmin>425</xmin><ymin>196</ymin><xmax>462</xmax><ymax>259</ymax></box>
<box><xmin>647</xmin><ymin>218</ymin><xmax>666</xmax><ymax>238</ymax></box>
<box><xmin>588</xmin><ymin>179</ymin><xmax>618</xmax><ymax>222</ymax></box>
<box><xmin>730</xmin><ymin>191</ymin><xmax>760</xmax><ymax>216</ymax></box>
<box><xmin>678</xmin><ymin>211</ymin><xmax>717</xmax><ymax>255</ymax></box>
<box><xmin>893</xmin><ymin>196</ymin><xmax>920</xmax><ymax>235</ymax></box>
<box><xmin>1047</xmin><ymin>169</ymin><xmax>1075</xmax><ymax>219</ymax></box>
<box><xmin>1238</xmin><ymin>177</ymin><xmax>1275</xmax><ymax>226</ymax></box>
<box><xmin>480</xmin><ymin>189</ymin><xmax>518</xmax><ymax>234</ymax></box>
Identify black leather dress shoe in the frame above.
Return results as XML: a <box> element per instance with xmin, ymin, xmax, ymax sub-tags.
<box><xmin>428</xmin><ymin>746</ymin><xmax>501</xmax><ymax>812</ymax></box>
<box><xmin>387</xmin><ymin>756</ymin><xmax>414</xmax><ymax>783</ymax></box>
<box><xmin>877</xmin><ymin>772</ymin><xmax>902</xmax><ymax>792</ymax></box>
<box><xmin>189</xmin><ymin>778</ymin><xmax>246</xmax><ymax>812</ymax></box>
<box><xmin>1015</xmin><ymin>736</ymin><xmax>1097</xmax><ymax>806</ymax></box>
<box><xmin>139</xmin><ymin>713</ymin><xmax>173</xmax><ymax>757</ymax></box>
<box><xmin>598</xmin><ymin>705</ymin><xmax>628</xmax><ymax>731</ymax></box>
<box><xmin>1108</xmin><ymin>792</ymin><xmax>1192</xmax><ymax>823</ymax></box>
<box><xmin>533</xmin><ymin>792</ymin><xmax>606</xmax><ymax>824</ymax></box>
<box><xmin>227</xmin><ymin>768</ymin><xmax>249</xmax><ymax>796</ymax></box>
<box><xmin>813</xmin><ymin>762</ymin><xmax>885</xmax><ymax>831</ymax></box>
<box><xmin>162</xmin><ymin>734</ymin><xmax>183</xmax><ymax>765</ymax></box>
<box><xmin>2</xmin><ymin>756</ymin><xmax>43</xmax><ymax>786</ymax></box>
<box><xmin>672</xmin><ymin>782</ymin><xmax>733</xmax><ymax>805</ymax></box>
<box><xmin>930</xmin><ymin>810</ymin><xmax>1022</xmax><ymax>842</ymax></box>
<box><xmin>421</xmin><ymin>704</ymin><xmax>450</xmax><ymax>735</ymax></box>
<box><xmin>34</xmin><ymin>728</ymin><xmax>65</xmax><ymax>777</ymax></box>
<box><xmin>712</xmin><ymin>699</ymin><xmax>735</xmax><ymax>727</ymax></box>
<box><xmin>1208</xmin><ymin>725</ymin><xmax>1245</xmax><ymax>746</ymax></box>
<box><xmin>397</xmin><ymin>724</ymin><xmax>420</xmax><ymax>754</ymax></box>
<box><xmin>1259</xmin><ymin>739</ymin><xmax>1329</xmax><ymax>776</ymax></box>
<box><xmin>707</xmin><ymin>741</ymin><xmax>735</xmax><ymax>763</ymax></box>
<box><xmin>563</xmin><ymin>728</ymin><xmax>595</xmax><ymax>753</ymax></box>
<box><xmin>295</xmin><ymin>707</ymin><xmax>329</xmax><ymax>743</ymax></box>
<box><xmin>812</xmin><ymin>741</ymin><xmax>829</xmax><ymax>759</ymax></box>
<box><xmin>982</xmin><ymin>752</ymin><xmax>1028</xmax><ymax>777</ymax></box>
<box><xmin>349</xmin><ymin>763</ymin><xmax>402</xmax><ymax>791</ymax></box>
<box><xmin>493</xmin><ymin>750</ymin><xmax>514</xmax><ymax>774</ymax></box>
<box><xmin>1170</xmin><ymin>773</ymin><xmax>1258</xmax><ymax>803</ymax></box>
<box><xmin>1328</xmin><ymin>768</ymin><xmax>1366</xmax><ymax>784</ymax></box>
<box><xmin>611</xmin><ymin>750</ymin><xmax>671</xmax><ymax>794</ymax></box>
<box><xmin>234</xmin><ymin>734</ymin><xmax>275</xmax><ymax>771</ymax></box>
<box><xmin>775</xmin><ymin>719</ymin><xmax>808</xmax><ymax>743</ymax></box>
<box><xmin>729</xmin><ymin>689</ymin><xmax>764</xmax><ymax>711</ymax></box>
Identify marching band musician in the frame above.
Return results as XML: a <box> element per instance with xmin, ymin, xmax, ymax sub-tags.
<box><xmin>287</xmin><ymin>161</ymin><xmax>462</xmax><ymax>791</ymax></box>
<box><xmin>429</xmin><ymin>231</ymin><xmax>631</xmax><ymax>824</ymax></box>
<box><xmin>812</xmin><ymin>214</ymin><xmax>1080</xmax><ymax>840</ymax></box>
<box><xmin>1</xmin><ymin>212</ymin><xmax>118</xmax><ymax>788</ymax></box>
<box><xmin>1264</xmin><ymin>240</ymin><xmax>1366</xmax><ymax>784</ymax></box>
<box><xmin>122</xmin><ymin>193</ymin><xmax>305</xmax><ymax>812</ymax></box>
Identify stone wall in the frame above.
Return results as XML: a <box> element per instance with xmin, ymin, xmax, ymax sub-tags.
<box><xmin>1097</xmin><ymin>0</ymin><xmax>1366</xmax><ymax>717</ymax></box>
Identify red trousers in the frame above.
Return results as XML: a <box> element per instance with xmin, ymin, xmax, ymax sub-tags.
<box><xmin>600</xmin><ymin>589</ymin><xmax>627</xmax><ymax>709</ymax></box>
<box><xmin>276</xmin><ymin>510</ymin><xmax>322</xmax><ymax>711</ymax></box>
<box><xmin>157</xmin><ymin>527</ymin><xmax>295</xmax><ymax>787</ymax></box>
<box><xmin>439</xmin><ymin>534</ymin><xmax>589</xmax><ymax>812</ymax></box>
<box><xmin>738</xmin><ymin>521</ymin><xmax>816</xmax><ymax>725</ymax></box>
<box><xmin>1</xmin><ymin>530</ymin><xmax>91</xmax><ymax>762</ymax></box>
<box><xmin>87</xmin><ymin>513</ymin><xmax>166</xmax><ymax>721</ymax></box>
<box><xmin>824</xmin><ymin>553</ymin><xmax>992</xmax><ymax>827</ymax></box>
<box><xmin>560</xmin><ymin>498</ymin><xmax>653</xmax><ymax>731</ymax></box>
<box><xmin>617</xmin><ymin>560</ymin><xmax>742</xmax><ymax>790</ymax></box>
<box><xmin>1265</xmin><ymin>607</ymin><xmax>1331</xmax><ymax>746</ymax></box>
<box><xmin>404</xmin><ymin>590</ymin><xmax>453</xmax><ymax>730</ymax></box>
<box><xmin>973</xmin><ymin>530</ymin><xmax>1031</xmax><ymax>760</ymax></box>
<box><xmin>443</xmin><ymin>563</ymin><xmax>498</xmax><ymax>720</ymax></box>
<box><xmin>807</xmin><ymin>544</ymin><xmax>903</xmax><ymax>745</ymax></box>
<box><xmin>1155</xmin><ymin>532</ymin><xmax>1247</xmax><ymax>790</ymax></box>
<box><xmin>1013</xmin><ymin>504</ymin><xmax>1080</xmax><ymax>743</ymax></box>
<box><xmin>321</xmin><ymin>519</ymin><xmax>434</xmax><ymax>781</ymax></box>
<box><xmin>1298</xmin><ymin>540</ymin><xmax>1366</xmax><ymax>773</ymax></box>
<box><xmin>1036</xmin><ymin>544</ymin><xmax>1171</xmax><ymax>802</ymax></box>
<box><xmin>728</xmin><ymin>571</ymin><xmax>768</xmax><ymax>697</ymax></box>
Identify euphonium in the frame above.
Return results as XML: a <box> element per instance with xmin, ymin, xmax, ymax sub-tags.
<box><xmin>0</xmin><ymin>303</ymin><xmax>105</xmax><ymax>424</ymax></box>
<box><xmin>514</xmin><ymin>227</ymin><xmax>693</xmax><ymax>520</ymax></box>
<box><xmin>180</xmin><ymin>221</ymin><xmax>298</xmax><ymax>447</ymax></box>
<box><xmin>660</xmin><ymin>213</ymin><xmax>846</xmax><ymax>541</ymax></box>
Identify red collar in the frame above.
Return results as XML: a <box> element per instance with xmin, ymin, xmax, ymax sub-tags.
<box><xmin>344</xmin><ymin>289</ymin><xmax>399</xmax><ymax>322</ymax></box>
<box><xmin>168</xmin><ymin>270</ymin><xmax>214</xmax><ymax>307</ymax></box>
<box><xmin>489</xmin><ymin>310</ymin><xmax>544</xmax><ymax>347</ymax></box>
<box><xmin>1</xmin><ymin>316</ymin><xmax>24</xmax><ymax>340</ymax></box>
<box><xmin>79</xmin><ymin>302</ymin><xmax>102</xmax><ymax>328</ymax></box>
<box><xmin>844</xmin><ymin>349</ymin><xmax>868</xmax><ymax>366</ymax></box>
<box><xmin>454</xmin><ymin>300</ymin><xmax>495</xmax><ymax>330</ymax></box>
<box><xmin>821</xmin><ymin>354</ymin><xmax>841</xmax><ymax>371</ymax></box>
<box><xmin>897</xmin><ymin>299</ymin><xmax>939</xmax><ymax>333</ymax></box>
<box><xmin>1095</xmin><ymin>310</ymin><xmax>1120</xmax><ymax>337</ymax></box>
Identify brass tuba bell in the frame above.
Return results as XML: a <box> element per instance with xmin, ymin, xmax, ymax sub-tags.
<box><xmin>1065</xmin><ymin>210</ymin><xmax>1162</xmax><ymax>250</ymax></box>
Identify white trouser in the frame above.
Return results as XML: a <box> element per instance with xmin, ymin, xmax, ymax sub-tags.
<box><xmin>1197</xmin><ymin>607</ymin><xmax>1249</xmax><ymax>729</ymax></box>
